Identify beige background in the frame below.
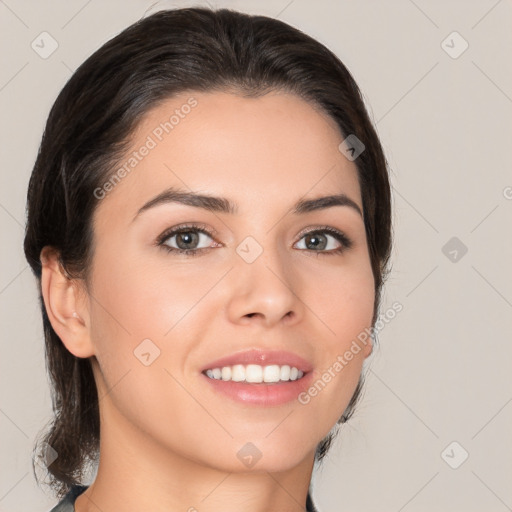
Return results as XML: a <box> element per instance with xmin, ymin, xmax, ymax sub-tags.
<box><xmin>1</xmin><ymin>1</ymin><xmax>511</xmax><ymax>511</ymax></box>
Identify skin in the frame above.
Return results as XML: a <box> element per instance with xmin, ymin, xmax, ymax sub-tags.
<box><xmin>41</xmin><ymin>90</ymin><xmax>375</xmax><ymax>512</ymax></box>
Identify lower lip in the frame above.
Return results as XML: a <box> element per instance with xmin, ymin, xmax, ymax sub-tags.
<box><xmin>201</xmin><ymin>371</ymin><xmax>313</xmax><ymax>406</ymax></box>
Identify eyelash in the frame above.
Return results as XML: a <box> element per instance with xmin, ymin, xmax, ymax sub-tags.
<box><xmin>155</xmin><ymin>223</ymin><xmax>353</xmax><ymax>257</ymax></box>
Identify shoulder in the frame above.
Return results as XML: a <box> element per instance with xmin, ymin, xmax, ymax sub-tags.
<box><xmin>47</xmin><ymin>485</ymin><xmax>89</xmax><ymax>512</ymax></box>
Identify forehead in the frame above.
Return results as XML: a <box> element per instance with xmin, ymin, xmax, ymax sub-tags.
<box><xmin>95</xmin><ymin>90</ymin><xmax>362</xmax><ymax>219</ymax></box>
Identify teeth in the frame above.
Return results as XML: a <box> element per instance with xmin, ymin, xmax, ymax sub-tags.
<box><xmin>204</xmin><ymin>364</ymin><xmax>305</xmax><ymax>383</ymax></box>
<box><xmin>231</xmin><ymin>364</ymin><xmax>245</xmax><ymax>382</ymax></box>
<box><xmin>263</xmin><ymin>365</ymin><xmax>281</xmax><ymax>383</ymax></box>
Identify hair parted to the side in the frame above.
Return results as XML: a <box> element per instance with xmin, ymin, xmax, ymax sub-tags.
<box><xmin>23</xmin><ymin>7</ymin><xmax>392</xmax><ymax>499</ymax></box>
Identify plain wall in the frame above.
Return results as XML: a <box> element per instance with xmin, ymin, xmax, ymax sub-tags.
<box><xmin>1</xmin><ymin>1</ymin><xmax>511</xmax><ymax>511</ymax></box>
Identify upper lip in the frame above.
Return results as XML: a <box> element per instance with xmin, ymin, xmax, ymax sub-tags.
<box><xmin>201</xmin><ymin>349</ymin><xmax>313</xmax><ymax>373</ymax></box>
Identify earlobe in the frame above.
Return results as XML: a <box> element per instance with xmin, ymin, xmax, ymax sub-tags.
<box><xmin>40</xmin><ymin>247</ymin><xmax>94</xmax><ymax>358</ymax></box>
<box><xmin>364</xmin><ymin>331</ymin><xmax>376</xmax><ymax>358</ymax></box>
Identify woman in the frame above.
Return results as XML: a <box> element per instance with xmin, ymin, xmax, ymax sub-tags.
<box><xmin>24</xmin><ymin>7</ymin><xmax>392</xmax><ymax>512</ymax></box>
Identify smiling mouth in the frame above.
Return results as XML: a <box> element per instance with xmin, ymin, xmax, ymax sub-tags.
<box><xmin>203</xmin><ymin>363</ymin><xmax>305</xmax><ymax>384</ymax></box>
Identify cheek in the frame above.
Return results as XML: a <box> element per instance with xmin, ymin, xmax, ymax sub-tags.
<box><xmin>86</xmin><ymin>255</ymin><xmax>203</xmax><ymax>441</ymax></box>
<box><xmin>86</xmin><ymin>249</ymin><xmax>221</xmax><ymax>407</ymax></box>
<box><xmin>308</xmin><ymin>254</ymin><xmax>375</xmax><ymax>348</ymax></box>
<box><xmin>89</xmin><ymin>248</ymin><xmax>210</xmax><ymax>345</ymax></box>
<box><xmin>297</xmin><ymin>256</ymin><xmax>374</xmax><ymax>429</ymax></box>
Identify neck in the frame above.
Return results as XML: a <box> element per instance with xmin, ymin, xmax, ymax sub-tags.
<box><xmin>75</xmin><ymin>396</ymin><xmax>316</xmax><ymax>512</ymax></box>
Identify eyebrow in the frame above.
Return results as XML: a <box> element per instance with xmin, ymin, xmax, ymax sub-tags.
<box><xmin>133</xmin><ymin>187</ymin><xmax>363</xmax><ymax>221</ymax></box>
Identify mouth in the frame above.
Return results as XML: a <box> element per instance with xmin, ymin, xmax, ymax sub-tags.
<box><xmin>201</xmin><ymin>348</ymin><xmax>313</xmax><ymax>375</ymax></box>
<box><xmin>203</xmin><ymin>364</ymin><xmax>305</xmax><ymax>384</ymax></box>
<box><xmin>200</xmin><ymin>367</ymin><xmax>313</xmax><ymax>408</ymax></box>
<box><xmin>200</xmin><ymin>349</ymin><xmax>313</xmax><ymax>406</ymax></box>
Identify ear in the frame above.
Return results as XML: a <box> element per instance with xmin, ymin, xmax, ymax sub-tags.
<box><xmin>363</xmin><ymin>331</ymin><xmax>374</xmax><ymax>358</ymax></box>
<box><xmin>363</xmin><ymin>338</ymin><xmax>373</xmax><ymax>358</ymax></box>
<box><xmin>40</xmin><ymin>246</ymin><xmax>94</xmax><ymax>358</ymax></box>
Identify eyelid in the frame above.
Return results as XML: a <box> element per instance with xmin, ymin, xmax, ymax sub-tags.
<box><xmin>155</xmin><ymin>222</ymin><xmax>219</xmax><ymax>247</ymax></box>
<box><xmin>294</xmin><ymin>225</ymin><xmax>353</xmax><ymax>249</ymax></box>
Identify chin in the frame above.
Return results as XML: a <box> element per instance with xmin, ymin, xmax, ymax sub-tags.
<box><xmin>192</xmin><ymin>436</ymin><xmax>316</xmax><ymax>474</ymax></box>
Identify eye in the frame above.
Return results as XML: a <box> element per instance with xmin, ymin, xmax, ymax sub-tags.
<box><xmin>156</xmin><ymin>224</ymin><xmax>353</xmax><ymax>257</ymax></box>
<box><xmin>156</xmin><ymin>223</ymin><xmax>219</xmax><ymax>256</ymax></box>
<box><xmin>294</xmin><ymin>227</ymin><xmax>353</xmax><ymax>255</ymax></box>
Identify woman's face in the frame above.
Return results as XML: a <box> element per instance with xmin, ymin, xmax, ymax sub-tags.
<box><xmin>83</xmin><ymin>90</ymin><xmax>374</xmax><ymax>472</ymax></box>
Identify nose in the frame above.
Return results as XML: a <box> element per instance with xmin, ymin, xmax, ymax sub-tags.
<box><xmin>225</xmin><ymin>248</ymin><xmax>304</xmax><ymax>328</ymax></box>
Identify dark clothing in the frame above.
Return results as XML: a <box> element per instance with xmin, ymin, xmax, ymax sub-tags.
<box><xmin>48</xmin><ymin>485</ymin><xmax>88</xmax><ymax>512</ymax></box>
<box><xmin>49</xmin><ymin>484</ymin><xmax>320</xmax><ymax>511</ymax></box>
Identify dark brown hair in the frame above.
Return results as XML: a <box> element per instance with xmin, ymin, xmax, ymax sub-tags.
<box><xmin>24</xmin><ymin>7</ymin><xmax>392</xmax><ymax>499</ymax></box>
